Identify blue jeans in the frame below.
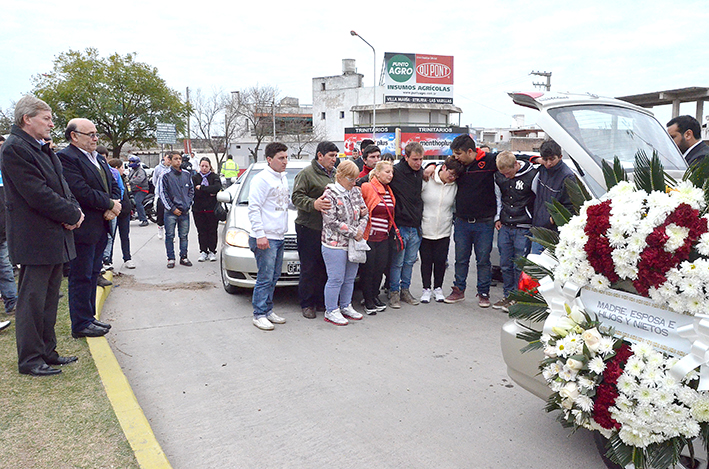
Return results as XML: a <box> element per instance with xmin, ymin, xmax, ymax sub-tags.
<box><xmin>498</xmin><ymin>225</ymin><xmax>531</xmax><ymax>297</ymax></box>
<box><xmin>134</xmin><ymin>190</ymin><xmax>147</xmax><ymax>222</ymax></box>
<box><xmin>249</xmin><ymin>237</ymin><xmax>284</xmax><ymax>318</ymax></box>
<box><xmin>322</xmin><ymin>246</ymin><xmax>359</xmax><ymax>312</ymax></box>
<box><xmin>0</xmin><ymin>239</ymin><xmax>17</xmax><ymax>311</ymax></box>
<box><xmin>103</xmin><ymin>218</ymin><xmax>118</xmax><ymax>262</ymax></box>
<box><xmin>453</xmin><ymin>218</ymin><xmax>494</xmax><ymax>295</ymax></box>
<box><xmin>164</xmin><ymin>211</ymin><xmax>190</xmax><ymax>260</ymax></box>
<box><xmin>389</xmin><ymin>226</ymin><xmax>422</xmax><ymax>293</ymax></box>
<box><xmin>530</xmin><ymin>241</ymin><xmax>545</xmax><ymax>255</ymax></box>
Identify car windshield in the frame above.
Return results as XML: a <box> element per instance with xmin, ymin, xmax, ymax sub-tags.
<box><xmin>547</xmin><ymin>105</ymin><xmax>686</xmax><ymax>170</ymax></box>
<box><xmin>236</xmin><ymin>167</ymin><xmax>301</xmax><ymax>204</ymax></box>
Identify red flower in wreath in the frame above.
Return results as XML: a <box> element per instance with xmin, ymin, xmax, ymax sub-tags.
<box><xmin>633</xmin><ymin>203</ymin><xmax>708</xmax><ymax>296</ymax></box>
<box><xmin>583</xmin><ymin>201</ymin><xmax>619</xmax><ymax>283</ymax></box>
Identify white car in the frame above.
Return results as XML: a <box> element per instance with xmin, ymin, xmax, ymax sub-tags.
<box><xmin>216</xmin><ymin>161</ymin><xmax>309</xmax><ymax>292</ymax></box>
<box><xmin>499</xmin><ymin>91</ymin><xmax>700</xmax><ymax>469</ymax></box>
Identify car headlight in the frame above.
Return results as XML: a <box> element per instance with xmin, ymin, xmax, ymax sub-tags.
<box><xmin>225</xmin><ymin>228</ymin><xmax>250</xmax><ymax>248</ymax></box>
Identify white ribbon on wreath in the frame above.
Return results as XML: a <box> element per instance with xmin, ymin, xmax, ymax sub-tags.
<box><xmin>529</xmin><ymin>252</ymin><xmax>709</xmax><ymax>389</ymax></box>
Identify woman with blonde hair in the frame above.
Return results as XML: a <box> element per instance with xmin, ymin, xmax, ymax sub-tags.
<box><xmin>320</xmin><ymin>160</ymin><xmax>369</xmax><ymax>325</ymax></box>
<box><xmin>360</xmin><ymin>160</ymin><xmax>396</xmax><ymax>314</ymax></box>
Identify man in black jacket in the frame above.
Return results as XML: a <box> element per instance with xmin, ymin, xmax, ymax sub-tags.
<box><xmin>58</xmin><ymin>118</ymin><xmax>121</xmax><ymax>339</ymax></box>
<box><xmin>443</xmin><ymin>134</ymin><xmax>497</xmax><ymax>307</ymax></box>
<box><xmin>1</xmin><ymin>95</ymin><xmax>84</xmax><ymax>376</ymax></box>
<box><xmin>388</xmin><ymin>142</ymin><xmax>424</xmax><ymax>308</ymax></box>
<box><xmin>667</xmin><ymin>115</ymin><xmax>709</xmax><ymax>168</ymax></box>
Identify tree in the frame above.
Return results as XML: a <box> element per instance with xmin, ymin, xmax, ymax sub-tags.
<box><xmin>33</xmin><ymin>48</ymin><xmax>188</xmax><ymax>158</ymax></box>
<box><xmin>190</xmin><ymin>88</ymin><xmax>240</xmax><ymax>172</ymax></box>
<box><xmin>233</xmin><ymin>85</ymin><xmax>280</xmax><ymax>164</ymax></box>
<box><xmin>0</xmin><ymin>105</ymin><xmax>13</xmax><ymax>135</ymax></box>
<box><xmin>281</xmin><ymin>119</ymin><xmax>326</xmax><ymax>159</ymax></box>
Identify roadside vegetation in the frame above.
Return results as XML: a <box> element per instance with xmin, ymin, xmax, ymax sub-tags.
<box><xmin>0</xmin><ymin>282</ymin><xmax>138</xmax><ymax>468</ymax></box>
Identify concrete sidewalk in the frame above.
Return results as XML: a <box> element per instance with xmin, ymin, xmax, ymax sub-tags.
<box><xmin>101</xmin><ymin>218</ymin><xmax>605</xmax><ymax>468</ymax></box>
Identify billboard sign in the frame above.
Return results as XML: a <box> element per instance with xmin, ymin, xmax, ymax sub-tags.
<box><xmin>344</xmin><ymin>126</ymin><xmax>468</xmax><ymax>157</ymax></box>
<box><xmin>384</xmin><ymin>53</ymin><xmax>454</xmax><ymax>104</ymax></box>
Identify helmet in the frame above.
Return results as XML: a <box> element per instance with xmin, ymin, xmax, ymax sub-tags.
<box><xmin>128</xmin><ymin>155</ymin><xmax>141</xmax><ymax>163</ymax></box>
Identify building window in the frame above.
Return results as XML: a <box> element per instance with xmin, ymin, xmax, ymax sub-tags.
<box><xmin>321</xmin><ymin>112</ymin><xmax>326</xmax><ymax>120</ymax></box>
<box><xmin>321</xmin><ymin>82</ymin><xmax>326</xmax><ymax>91</ymax></box>
<box><xmin>339</xmin><ymin>111</ymin><xmax>345</xmax><ymax>119</ymax></box>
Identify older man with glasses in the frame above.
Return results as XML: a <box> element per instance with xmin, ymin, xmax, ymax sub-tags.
<box><xmin>58</xmin><ymin>118</ymin><xmax>121</xmax><ymax>339</ymax></box>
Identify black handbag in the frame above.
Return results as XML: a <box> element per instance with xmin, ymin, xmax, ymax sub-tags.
<box><xmin>377</xmin><ymin>189</ymin><xmax>403</xmax><ymax>251</ymax></box>
<box><xmin>214</xmin><ymin>202</ymin><xmax>228</xmax><ymax>222</ymax></box>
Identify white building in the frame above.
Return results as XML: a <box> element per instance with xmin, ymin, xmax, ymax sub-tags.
<box><xmin>312</xmin><ymin>59</ymin><xmax>465</xmax><ymax>157</ymax></box>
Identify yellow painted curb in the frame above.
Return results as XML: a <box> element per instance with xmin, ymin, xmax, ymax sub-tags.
<box><xmin>88</xmin><ymin>270</ymin><xmax>172</xmax><ymax>469</ymax></box>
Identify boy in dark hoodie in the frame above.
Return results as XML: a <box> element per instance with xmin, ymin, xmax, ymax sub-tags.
<box><xmin>530</xmin><ymin>139</ymin><xmax>575</xmax><ymax>255</ymax></box>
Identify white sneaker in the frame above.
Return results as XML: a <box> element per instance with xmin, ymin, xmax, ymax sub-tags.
<box><xmin>266</xmin><ymin>312</ymin><xmax>286</xmax><ymax>324</ymax></box>
<box><xmin>0</xmin><ymin>320</ymin><xmax>10</xmax><ymax>332</ymax></box>
<box><xmin>157</xmin><ymin>225</ymin><xmax>164</xmax><ymax>239</ymax></box>
<box><xmin>433</xmin><ymin>287</ymin><xmax>445</xmax><ymax>302</ymax></box>
<box><xmin>208</xmin><ymin>252</ymin><xmax>217</xmax><ymax>262</ymax></box>
<box><xmin>340</xmin><ymin>304</ymin><xmax>363</xmax><ymax>320</ymax></box>
<box><xmin>198</xmin><ymin>252</ymin><xmax>208</xmax><ymax>262</ymax></box>
<box><xmin>324</xmin><ymin>308</ymin><xmax>348</xmax><ymax>326</ymax></box>
<box><xmin>253</xmin><ymin>317</ymin><xmax>274</xmax><ymax>330</ymax></box>
<box><xmin>124</xmin><ymin>260</ymin><xmax>136</xmax><ymax>269</ymax></box>
<box><xmin>420</xmin><ymin>288</ymin><xmax>432</xmax><ymax>303</ymax></box>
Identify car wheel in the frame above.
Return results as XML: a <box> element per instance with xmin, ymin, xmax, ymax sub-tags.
<box><xmin>220</xmin><ymin>253</ymin><xmax>240</xmax><ymax>294</ymax></box>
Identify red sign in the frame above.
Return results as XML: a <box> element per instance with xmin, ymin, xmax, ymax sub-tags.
<box><xmin>415</xmin><ymin>55</ymin><xmax>454</xmax><ymax>85</ymax></box>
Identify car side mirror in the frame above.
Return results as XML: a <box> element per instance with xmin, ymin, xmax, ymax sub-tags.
<box><xmin>216</xmin><ymin>191</ymin><xmax>232</xmax><ymax>204</ymax></box>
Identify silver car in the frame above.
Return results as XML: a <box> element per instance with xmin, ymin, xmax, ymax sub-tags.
<box><xmin>499</xmin><ymin>91</ymin><xmax>702</xmax><ymax>468</ymax></box>
<box><xmin>216</xmin><ymin>161</ymin><xmax>310</xmax><ymax>293</ymax></box>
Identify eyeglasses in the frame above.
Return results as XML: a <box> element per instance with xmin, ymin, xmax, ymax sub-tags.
<box><xmin>73</xmin><ymin>130</ymin><xmax>99</xmax><ymax>139</ymax></box>
<box><xmin>346</xmin><ymin>177</ymin><xmax>357</xmax><ymax>183</ymax></box>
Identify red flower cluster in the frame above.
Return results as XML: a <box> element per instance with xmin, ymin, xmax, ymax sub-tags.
<box><xmin>593</xmin><ymin>343</ymin><xmax>633</xmax><ymax>430</ymax></box>
<box><xmin>584</xmin><ymin>201</ymin><xmax>619</xmax><ymax>283</ymax></box>
<box><xmin>633</xmin><ymin>203</ymin><xmax>708</xmax><ymax>296</ymax></box>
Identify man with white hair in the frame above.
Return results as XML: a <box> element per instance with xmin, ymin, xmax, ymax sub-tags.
<box><xmin>1</xmin><ymin>95</ymin><xmax>84</xmax><ymax>376</ymax></box>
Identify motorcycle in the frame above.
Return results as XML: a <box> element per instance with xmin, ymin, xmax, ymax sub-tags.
<box><xmin>130</xmin><ymin>186</ymin><xmax>158</xmax><ymax>223</ymax></box>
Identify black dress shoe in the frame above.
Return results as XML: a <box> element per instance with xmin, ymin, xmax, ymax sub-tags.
<box><xmin>20</xmin><ymin>364</ymin><xmax>62</xmax><ymax>376</ymax></box>
<box><xmin>97</xmin><ymin>276</ymin><xmax>113</xmax><ymax>287</ymax></box>
<box><xmin>72</xmin><ymin>323</ymin><xmax>109</xmax><ymax>338</ymax></box>
<box><xmin>93</xmin><ymin>319</ymin><xmax>112</xmax><ymax>330</ymax></box>
<box><xmin>46</xmin><ymin>356</ymin><xmax>78</xmax><ymax>366</ymax></box>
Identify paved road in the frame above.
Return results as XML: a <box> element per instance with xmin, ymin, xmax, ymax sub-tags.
<box><xmin>103</xmin><ymin>219</ymin><xmax>606</xmax><ymax>468</ymax></box>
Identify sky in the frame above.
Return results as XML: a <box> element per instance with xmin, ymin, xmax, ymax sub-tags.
<box><xmin>2</xmin><ymin>0</ymin><xmax>709</xmax><ymax>130</ymax></box>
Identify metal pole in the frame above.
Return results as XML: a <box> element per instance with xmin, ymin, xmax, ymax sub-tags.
<box><xmin>351</xmin><ymin>31</ymin><xmax>376</xmax><ymax>143</ymax></box>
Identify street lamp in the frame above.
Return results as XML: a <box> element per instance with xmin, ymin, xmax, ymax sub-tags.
<box><xmin>350</xmin><ymin>30</ymin><xmax>376</xmax><ymax>144</ymax></box>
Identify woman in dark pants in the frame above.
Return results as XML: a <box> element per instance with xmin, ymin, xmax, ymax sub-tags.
<box><xmin>192</xmin><ymin>157</ymin><xmax>222</xmax><ymax>262</ymax></box>
<box><xmin>360</xmin><ymin>161</ymin><xmax>396</xmax><ymax>314</ymax></box>
<box><xmin>107</xmin><ymin>158</ymin><xmax>134</xmax><ymax>269</ymax></box>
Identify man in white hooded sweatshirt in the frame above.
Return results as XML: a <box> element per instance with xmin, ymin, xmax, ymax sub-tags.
<box><xmin>248</xmin><ymin>142</ymin><xmax>291</xmax><ymax>330</ymax></box>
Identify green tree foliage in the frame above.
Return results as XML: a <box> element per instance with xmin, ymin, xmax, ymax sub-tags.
<box><xmin>33</xmin><ymin>48</ymin><xmax>188</xmax><ymax>158</ymax></box>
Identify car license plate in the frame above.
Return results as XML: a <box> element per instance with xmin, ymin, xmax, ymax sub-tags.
<box><xmin>286</xmin><ymin>261</ymin><xmax>300</xmax><ymax>275</ymax></box>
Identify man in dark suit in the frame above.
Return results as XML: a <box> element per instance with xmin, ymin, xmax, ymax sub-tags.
<box><xmin>667</xmin><ymin>115</ymin><xmax>709</xmax><ymax>167</ymax></box>
<box><xmin>58</xmin><ymin>118</ymin><xmax>121</xmax><ymax>338</ymax></box>
<box><xmin>1</xmin><ymin>95</ymin><xmax>84</xmax><ymax>376</ymax></box>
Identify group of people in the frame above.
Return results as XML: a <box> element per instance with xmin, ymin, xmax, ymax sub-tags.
<box><xmin>247</xmin><ymin>133</ymin><xmax>578</xmax><ymax>331</ymax></box>
<box><xmin>0</xmin><ymin>95</ymin><xmax>225</xmax><ymax>376</ymax></box>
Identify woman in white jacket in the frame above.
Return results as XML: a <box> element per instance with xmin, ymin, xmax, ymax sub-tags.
<box><xmin>419</xmin><ymin>157</ymin><xmax>463</xmax><ymax>303</ymax></box>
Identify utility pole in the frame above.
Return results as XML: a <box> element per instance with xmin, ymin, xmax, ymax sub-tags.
<box><xmin>530</xmin><ymin>71</ymin><xmax>552</xmax><ymax>91</ymax></box>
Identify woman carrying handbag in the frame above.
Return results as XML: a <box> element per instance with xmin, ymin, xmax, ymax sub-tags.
<box><xmin>360</xmin><ymin>160</ymin><xmax>397</xmax><ymax>315</ymax></box>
